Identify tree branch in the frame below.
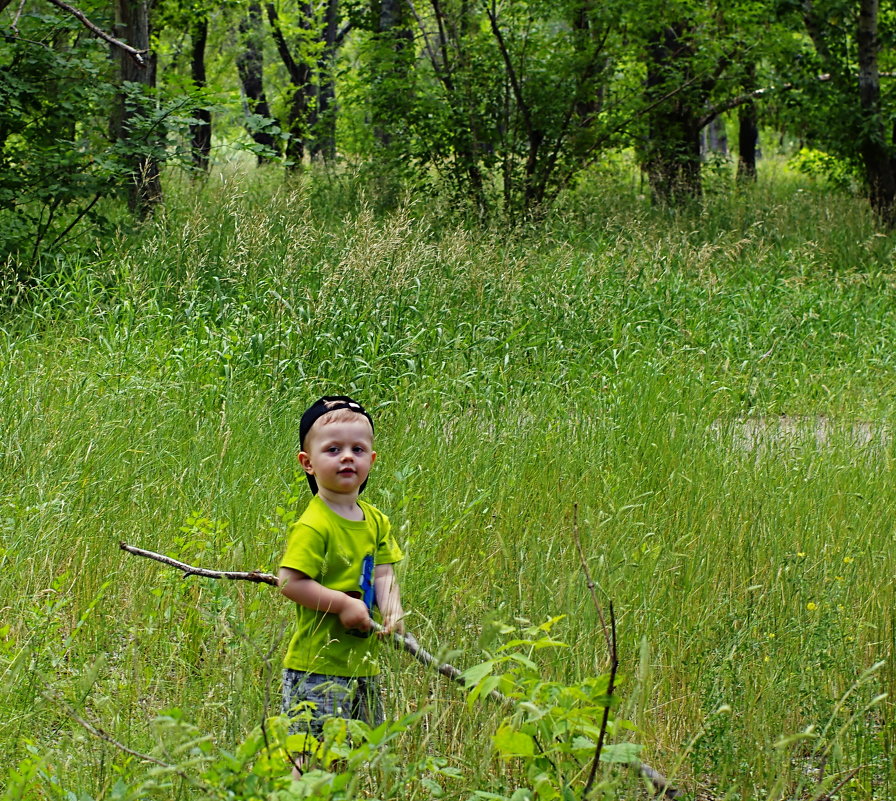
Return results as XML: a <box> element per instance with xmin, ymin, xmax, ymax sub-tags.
<box><xmin>43</xmin><ymin>0</ymin><xmax>147</xmax><ymax>66</ymax></box>
<box><xmin>119</xmin><ymin>542</ymin><xmax>279</xmax><ymax>585</ymax></box>
<box><xmin>120</xmin><ymin>539</ymin><xmax>676</xmax><ymax>793</ymax></box>
<box><xmin>43</xmin><ymin>690</ymin><xmax>208</xmax><ymax>789</ymax></box>
<box><xmin>572</xmin><ymin>506</ymin><xmax>679</xmax><ymax>799</ymax></box>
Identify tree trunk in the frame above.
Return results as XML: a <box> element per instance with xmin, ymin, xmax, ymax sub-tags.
<box><xmin>702</xmin><ymin>116</ymin><xmax>727</xmax><ymax>156</ymax></box>
<box><xmin>111</xmin><ymin>0</ymin><xmax>161</xmax><ymax>217</ymax></box>
<box><xmin>310</xmin><ymin>0</ymin><xmax>338</xmax><ymax>161</ymax></box>
<box><xmin>736</xmin><ymin>63</ymin><xmax>758</xmax><ymax>182</ymax></box>
<box><xmin>236</xmin><ymin>2</ymin><xmax>278</xmax><ymax>163</ymax></box>
<box><xmin>267</xmin><ymin>1</ymin><xmax>313</xmax><ymax>167</ymax></box>
<box><xmin>857</xmin><ymin>0</ymin><xmax>896</xmax><ymax>221</ymax></box>
<box><xmin>372</xmin><ymin>0</ymin><xmax>414</xmax><ymax>149</ymax></box>
<box><xmin>643</xmin><ymin>24</ymin><xmax>703</xmax><ymax>202</ymax></box>
<box><xmin>190</xmin><ymin>13</ymin><xmax>211</xmax><ymax>172</ymax></box>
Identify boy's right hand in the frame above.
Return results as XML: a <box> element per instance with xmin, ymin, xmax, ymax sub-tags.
<box><xmin>338</xmin><ymin>595</ymin><xmax>372</xmax><ymax>633</ymax></box>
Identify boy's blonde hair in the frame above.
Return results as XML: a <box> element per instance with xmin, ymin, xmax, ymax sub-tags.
<box><xmin>306</xmin><ymin>407</ymin><xmax>374</xmax><ymax>442</ymax></box>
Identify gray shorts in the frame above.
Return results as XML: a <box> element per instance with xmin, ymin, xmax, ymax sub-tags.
<box><xmin>282</xmin><ymin>669</ymin><xmax>383</xmax><ymax>738</ymax></box>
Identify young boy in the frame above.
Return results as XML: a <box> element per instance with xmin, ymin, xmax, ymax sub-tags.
<box><xmin>278</xmin><ymin>396</ymin><xmax>405</xmax><ymax>776</ymax></box>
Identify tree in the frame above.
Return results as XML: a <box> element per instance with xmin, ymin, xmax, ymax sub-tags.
<box><xmin>236</xmin><ymin>1</ymin><xmax>280</xmax><ymax>162</ymax></box>
<box><xmin>1</xmin><ymin>1</ymin><xmax>124</xmax><ymax>272</ymax></box>
<box><xmin>787</xmin><ymin>0</ymin><xmax>896</xmax><ymax>222</ymax></box>
<box><xmin>266</xmin><ymin>0</ymin><xmax>349</xmax><ymax>165</ymax></box>
<box><xmin>111</xmin><ymin>0</ymin><xmax>162</xmax><ymax>215</ymax></box>
<box><xmin>396</xmin><ymin>0</ymin><xmax>648</xmax><ymax>217</ymax></box>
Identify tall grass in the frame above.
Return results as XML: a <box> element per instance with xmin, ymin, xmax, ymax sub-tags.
<box><xmin>1</xmin><ymin>164</ymin><xmax>895</xmax><ymax>798</ymax></box>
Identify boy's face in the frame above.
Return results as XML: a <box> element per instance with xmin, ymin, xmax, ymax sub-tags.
<box><xmin>298</xmin><ymin>417</ymin><xmax>376</xmax><ymax>499</ymax></box>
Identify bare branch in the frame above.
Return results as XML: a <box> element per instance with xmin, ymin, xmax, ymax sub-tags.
<box><xmin>43</xmin><ymin>690</ymin><xmax>207</xmax><ymax>789</ymax></box>
<box><xmin>11</xmin><ymin>0</ymin><xmax>25</xmax><ymax>34</ymax></box>
<box><xmin>584</xmin><ymin>602</ymin><xmax>618</xmax><ymax>798</ymax></box>
<box><xmin>119</xmin><ymin>542</ymin><xmax>280</xmax><ymax>585</ymax></box>
<box><xmin>119</xmin><ymin>541</ymin><xmax>505</xmax><ymax>700</ymax></box>
<box><xmin>43</xmin><ymin>0</ymin><xmax>147</xmax><ymax>66</ymax></box>
<box><xmin>571</xmin><ymin>504</ymin><xmax>611</xmax><ymax>653</ymax></box>
<box><xmin>121</xmin><ymin>539</ymin><xmax>675</xmax><ymax>792</ymax></box>
<box><xmin>572</xmin><ymin>506</ymin><xmax>678</xmax><ymax>799</ymax></box>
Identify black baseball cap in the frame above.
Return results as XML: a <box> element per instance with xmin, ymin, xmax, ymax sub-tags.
<box><xmin>299</xmin><ymin>396</ymin><xmax>374</xmax><ymax>495</ymax></box>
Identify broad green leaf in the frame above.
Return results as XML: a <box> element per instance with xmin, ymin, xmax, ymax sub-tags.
<box><xmin>461</xmin><ymin>659</ymin><xmax>495</xmax><ymax>686</ymax></box>
<box><xmin>493</xmin><ymin>724</ymin><xmax>536</xmax><ymax>757</ymax></box>
<box><xmin>599</xmin><ymin>742</ymin><xmax>642</xmax><ymax>764</ymax></box>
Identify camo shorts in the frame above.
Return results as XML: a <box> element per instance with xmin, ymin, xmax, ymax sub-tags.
<box><xmin>282</xmin><ymin>669</ymin><xmax>383</xmax><ymax>738</ymax></box>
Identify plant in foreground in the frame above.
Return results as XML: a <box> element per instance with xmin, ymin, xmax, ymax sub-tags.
<box><xmin>460</xmin><ymin>616</ymin><xmax>643</xmax><ymax>801</ymax></box>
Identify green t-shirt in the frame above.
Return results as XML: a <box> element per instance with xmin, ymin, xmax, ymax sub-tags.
<box><xmin>280</xmin><ymin>495</ymin><xmax>404</xmax><ymax>677</ymax></box>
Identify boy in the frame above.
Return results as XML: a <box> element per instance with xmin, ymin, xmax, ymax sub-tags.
<box><xmin>278</xmin><ymin>396</ymin><xmax>405</xmax><ymax>776</ymax></box>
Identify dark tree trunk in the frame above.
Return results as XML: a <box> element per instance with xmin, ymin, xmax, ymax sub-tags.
<box><xmin>737</xmin><ymin>64</ymin><xmax>758</xmax><ymax>182</ymax></box>
<box><xmin>267</xmin><ymin>1</ymin><xmax>313</xmax><ymax>166</ymax></box>
<box><xmin>736</xmin><ymin>106</ymin><xmax>758</xmax><ymax>181</ymax></box>
<box><xmin>372</xmin><ymin>0</ymin><xmax>413</xmax><ymax>149</ymax></box>
<box><xmin>236</xmin><ymin>2</ymin><xmax>278</xmax><ymax>163</ymax></box>
<box><xmin>190</xmin><ymin>13</ymin><xmax>211</xmax><ymax>172</ymax></box>
<box><xmin>310</xmin><ymin>0</ymin><xmax>339</xmax><ymax>161</ymax></box>
<box><xmin>857</xmin><ymin>0</ymin><xmax>896</xmax><ymax>222</ymax></box>
<box><xmin>111</xmin><ymin>0</ymin><xmax>160</xmax><ymax>217</ymax></box>
<box><xmin>643</xmin><ymin>24</ymin><xmax>703</xmax><ymax>202</ymax></box>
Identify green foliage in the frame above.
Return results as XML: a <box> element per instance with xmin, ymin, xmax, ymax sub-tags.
<box><xmin>0</xmin><ymin>5</ymin><xmax>120</xmax><ymax>271</ymax></box>
<box><xmin>790</xmin><ymin>147</ymin><xmax>858</xmax><ymax>191</ymax></box>
<box><xmin>463</xmin><ymin>618</ymin><xmax>640</xmax><ymax>800</ymax></box>
<box><xmin>0</xmin><ymin>4</ymin><xmax>215</xmax><ymax>281</ymax></box>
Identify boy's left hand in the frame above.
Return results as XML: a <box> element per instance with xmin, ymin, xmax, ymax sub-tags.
<box><xmin>378</xmin><ymin>612</ymin><xmax>405</xmax><ymax>637</ymax></box>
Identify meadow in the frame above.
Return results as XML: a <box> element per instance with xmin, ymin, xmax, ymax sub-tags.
<box><xmin>2</xmin><ymin>164</ymin><xmax>895</xmax><ymax>800</ymax></box>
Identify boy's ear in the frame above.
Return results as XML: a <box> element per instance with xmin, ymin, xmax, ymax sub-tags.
<box><xmin>370</xmin><ymin>451</ymin><xmax>376</xmax><ymax>466</ymax></box>
<box><xmin>297</xmin><ymin>451</ymin><xmax>313</xmax><ymax>474</ymax></box>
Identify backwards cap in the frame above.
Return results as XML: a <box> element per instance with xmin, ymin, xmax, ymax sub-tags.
<box><xmin>299</xmin><ymin>396</ymin><xmax>374</xmax><ymax>495</ymax></box>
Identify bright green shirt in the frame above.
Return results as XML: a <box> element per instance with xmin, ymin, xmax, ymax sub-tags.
<box><xmin>280</xmin><ymin>495</ymin><xmax>404</xmax><ymax>677</ymax></box>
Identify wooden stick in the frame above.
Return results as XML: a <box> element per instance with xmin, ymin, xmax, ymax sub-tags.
<box><xmin>120</xmin><ymin>541</ymin><xmax>675</xmax><ymax>794</ymax></box>
<box><xmin>120</xmin><ymin>542</ymin><xmax>279</xmax><ymax>585</ymax></box>
<box><xmin>119</xmin><ymin>541</ymin><xmax>504</xmax><ymax>700</ymax></box>
<box><xmin>570</xmin><ymin>508</ymin><xmax>679</xmax><ymax>800</ymax></box>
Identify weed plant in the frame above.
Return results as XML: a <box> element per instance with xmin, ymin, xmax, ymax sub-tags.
<box><xmin>1</xmin><ymin>162</ymin><xmax>895</xmax><ymax>799</ymax></box>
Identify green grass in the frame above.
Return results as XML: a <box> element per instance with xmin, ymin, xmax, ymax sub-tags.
<box><xmin>2</xmin><ymin>163</ymin><xmax>896</xmax><ymax>799</ymax></box>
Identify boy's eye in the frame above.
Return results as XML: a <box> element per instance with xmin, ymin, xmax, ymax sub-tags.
<box><xmin>353</xmin><ymin>445</ymin><xmax>366</xmax><ymax>453</ymax></box>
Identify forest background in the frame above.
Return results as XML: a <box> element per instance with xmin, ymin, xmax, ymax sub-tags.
<box><xmin>3</xmin><ymin>1</ymin><xmax>896</xmax><ymax>800</ymax></box>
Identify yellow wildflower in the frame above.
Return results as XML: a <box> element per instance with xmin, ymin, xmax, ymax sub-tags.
<box><xmin>807</xmin><ymin>602</ymin><xmax>818</xmax><ymax>611</ymax></box>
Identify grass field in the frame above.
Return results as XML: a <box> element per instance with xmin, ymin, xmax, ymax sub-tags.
<box><xmin>2</xmin><ymin>164</ymin><xmax>895</xmax><ymax>800</ymax></box>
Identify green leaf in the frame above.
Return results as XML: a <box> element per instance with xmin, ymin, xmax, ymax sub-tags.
<box><xmin>493</xmin><ymin>724</ymin><xmax>535</xmax><ymax>758</ymax></box>
<box><xmin>461</xmin><ymin>659</ymin><xmax>495</xmax><ymax>686</ymax></box>
<box><xmin>599</xmin><ymin>742</ymin><xmax>642</xmax><ymax>764</ymax></box>
<box><xmin>421</xmin><ymin>777</ymin><xmax>444</xmax><ymax>796</ymax></box>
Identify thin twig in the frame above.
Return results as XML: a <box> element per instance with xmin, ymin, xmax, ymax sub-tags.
<box><xmin>571</xmin><ymin>510</ymin><xmax>678</xmax><ymax>799</ymax></box>
<box><xmin>43</xmin><ymin>690</ymin><xmax>207</xmax><ymax>788</ymax></box>
<box><xmin>584</xmin><ymin>602</ymin><xmax>618</xmax><ymax>797</ymax></box>
<box><xmin>50</xmin><ymin>192</ymin><xmax>102</xmax><ymax>247</ymax></box>
<box><xmin>571</xmin><ymin>504</ymin><xmax>611</xmax><ymax>653</ymax></box>
<box><xmin>814</xmin><ymin>765</ymin><xmax>866</xmax><ymax>801</ymax></box>
<box><xmin>11</xmin><ymin>0</ymin><xmax>25</xmax><ymax>34</ymax></box>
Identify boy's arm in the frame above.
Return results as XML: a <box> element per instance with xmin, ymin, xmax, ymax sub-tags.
<box><xmin>278</xmin><ymin>566</ymin><xmax>372</xmax><ymax>634</ymax></box>
<box><xmin>374</xmin><ymin>563</ymin><xmax>405</xmax><ymax>635</ymax></box>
